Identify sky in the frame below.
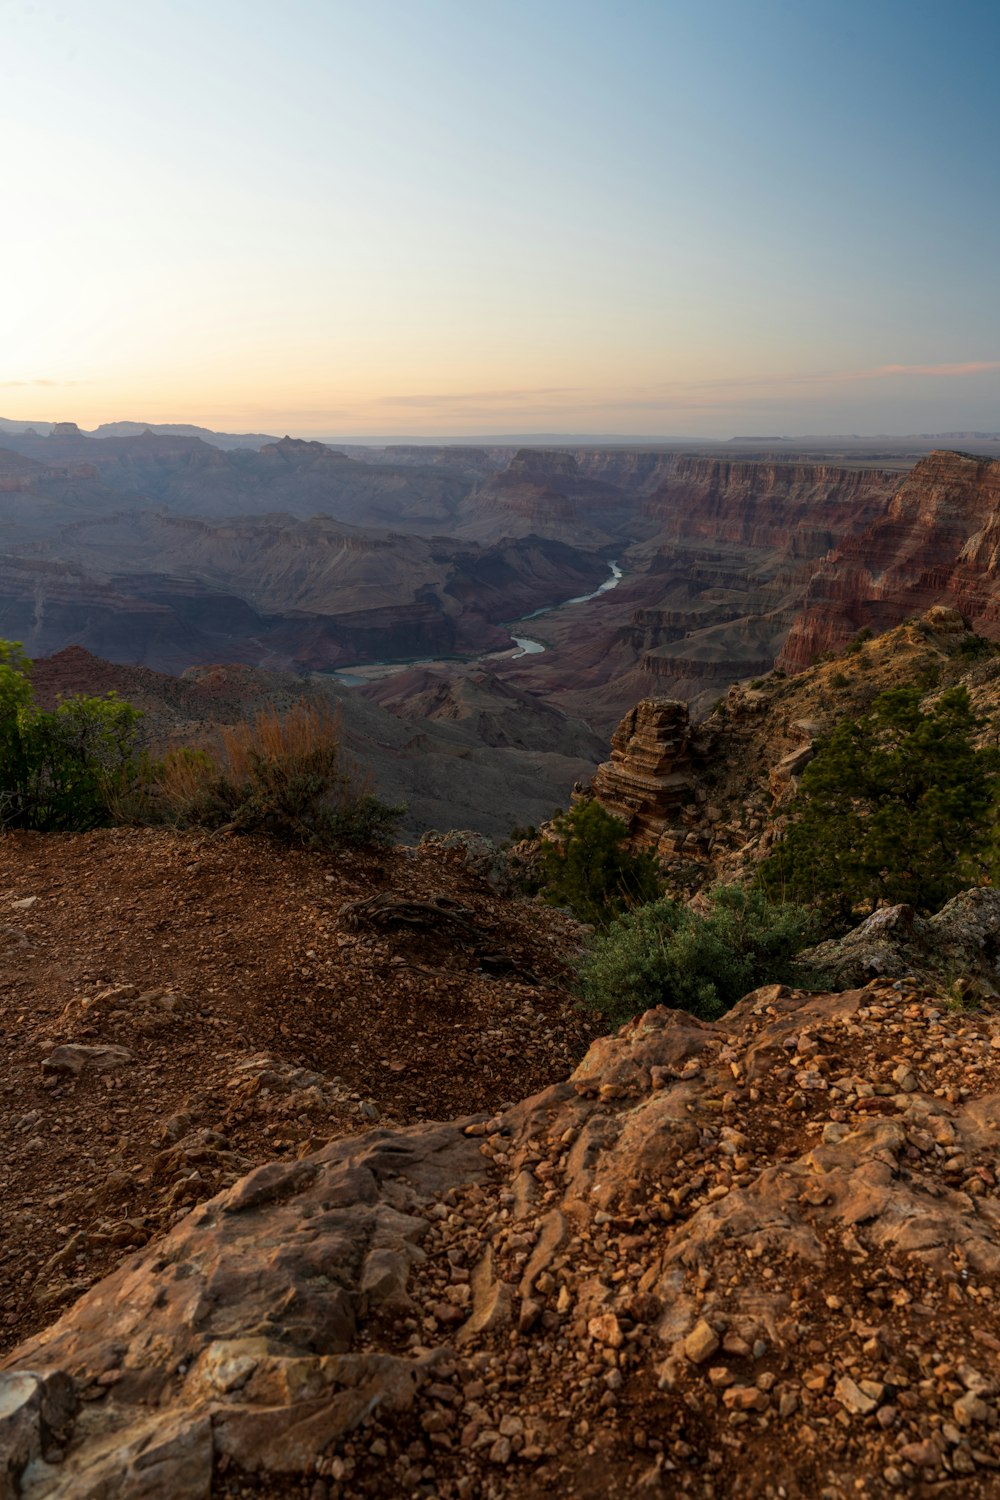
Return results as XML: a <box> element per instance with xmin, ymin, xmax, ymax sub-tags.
<box><xmin>2</xmin><ymin>0</ymin><xmax>999</xmax><ymax>439</ymax></box>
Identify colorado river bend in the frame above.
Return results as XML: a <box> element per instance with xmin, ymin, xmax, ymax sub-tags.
<box><xmin>329</xmin><ymin>559</ymin><xmax>623</xmax><ymax>686</ymax></box>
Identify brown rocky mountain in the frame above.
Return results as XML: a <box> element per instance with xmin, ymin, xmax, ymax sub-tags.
<box><xmin>1</xmin><ymin>502</ymin><xmax>608</xmax><ymax>673</ymax></box>
<box><xmin>0</xmin><ymin>430</ymin><xmax>498</xmax><ymax>532</ymax></box>
<box><xmin>11</xmin><ymin>434</ymin><xmax>1000</xmax><ymax>740</ymax></box>
<box><xmin>490</xmin><ymin>457</ymin><xmax>900</xmax><ymax>730</ymax></box>
<box><xmin>581</xmin><ymin>605</ymin><xmax>1000</xmax><ymax>889</ymax></box>
<box><xmin>781</xmin><ymin>450</ymin><xmax>1000</xmax><ymax>669</ymax></box>
<box><xmin>359</xmin><ymin>666</ymin><xmax>605</xmax><ymax>759</ymax></box>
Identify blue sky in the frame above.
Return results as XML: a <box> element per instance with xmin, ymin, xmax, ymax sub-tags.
<box><xmin>1</xmin><ymin>0</ymin><xmax>998</xmax><ymax>436</ymax></box>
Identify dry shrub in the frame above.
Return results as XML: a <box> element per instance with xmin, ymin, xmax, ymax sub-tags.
<box><xmin>153</xmin><ymin>701</ymin><xmax>402</xmax><ymax>847</ymax></box>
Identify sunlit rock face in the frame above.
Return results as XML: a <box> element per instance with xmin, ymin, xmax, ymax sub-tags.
<box><xmin>781</xmin><ymin>450</ymin><xmax>1000</xmax><ymax>670</ymax></box>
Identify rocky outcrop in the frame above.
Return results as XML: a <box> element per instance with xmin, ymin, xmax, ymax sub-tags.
<box><xmin>8</xmin><ymin>979</ymin><xmax>1000</xmax><ymax>1494</ymax></box>
<box><xmin>797</xmin><ymin>888</ymin><xmax>1000</xmax><ymax>995</ymax></box>
<box><xmin>585</xmin><ymin>699</ymin><xmax>707</xmax><ymax>861</ymax></box>
<box><xmin>781</xmin><ymin>451</ymin><xmax>1000</xmax><ymax>669</ymax></box>
<box><xmin>581</xmin><ymin>609</ymin><xmax>1000</xmax><ymax>890</ymax></box>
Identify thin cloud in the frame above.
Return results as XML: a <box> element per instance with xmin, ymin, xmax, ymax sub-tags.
<box><xmin>0</xmin><ymin>377</ymin><xmax>64</xmax><ymax>388</ymax></box>
<box><xmin>871</xmin><ymin>361</ymin><xmax>1000</xmax><ymax>378</ymax></box>
<box><xmin>375</xmin><ymin>386</ymin><xmax>584</xmax><ymax>409</ymax></box>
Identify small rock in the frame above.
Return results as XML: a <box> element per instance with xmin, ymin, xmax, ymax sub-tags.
<box><xmin>722</xmin><ymin>1385</ymin><xmax>769</xmax><ymax>1413</ymax></box>
<box><xmin>834</xmin><ymin>1375</ymin><xmax>877</xmax><ymax>1416</ymax></box>
<box><xmin>588</xmin><ymin>1311</ymin><xmax>624</xmax><ymax>1349</ymax></box>
<box><xmin>954</xmin><ymin>1391</ymin><xmax>989</xmax><ymax>1426</ymax></box>
<box><xmin>683</xmin><ymin>1319</ymin><xmax>720</xmax><ymax>1365</ymax></box>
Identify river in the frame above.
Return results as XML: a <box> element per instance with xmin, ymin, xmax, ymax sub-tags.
<box><xmin>507</xmin><ymin>559</ymin><xmax>623</xmax><ymax>657</ymax></box>
<box><xmin>328</xmin><ymin>558</ymin><xmax>623</xmax><ymax>686</ymax></box>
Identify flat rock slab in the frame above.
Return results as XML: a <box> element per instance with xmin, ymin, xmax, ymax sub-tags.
<box><xmin>40</xmin><ymin>1045</ymin><xmax>133</xmax><ymax>1078</ymax></box>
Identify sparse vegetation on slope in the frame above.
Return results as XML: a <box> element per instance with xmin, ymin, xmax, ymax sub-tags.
<box><xmin>761</xmin><ymin>683</ymin><xmax>999</xmax><ymax>930</ymax></box>
<box><xmin>578</xmin><ymin>883</ymin><xmax>819</xmax><ymax>1025</ymax></box>
<box><xmin>152</xmin><ymin>701</ymin><xmax>404</xmax><ymax>847</ymax></box>
<box><xmin>536</xmin><ymin>799</ymin><xmax>661</xmax><ymax>927</ymax></box>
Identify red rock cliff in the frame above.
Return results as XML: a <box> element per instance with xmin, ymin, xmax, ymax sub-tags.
<box><xmin>780</xmin><ymin>450</ymin><xmax>1000</xmax><ymax>669</ymax></box>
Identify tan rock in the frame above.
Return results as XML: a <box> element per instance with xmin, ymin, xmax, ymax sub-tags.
<box><xmin>683</xmin><ymin>1320</ymin><xmax>720</xmax><ymax>1365</ymax></box>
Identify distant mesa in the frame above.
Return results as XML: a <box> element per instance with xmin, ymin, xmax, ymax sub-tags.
<box><xmin>49</xmin><ymin>421</ymin><xmax>82</xmax><ymax>437</ymax></box>
<box><xmin>260</xmin><ymin>435</ymin><xmax>349</xmax><ymax>462</ymax></box>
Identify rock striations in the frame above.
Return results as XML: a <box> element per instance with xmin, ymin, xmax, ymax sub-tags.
<box><xmin>781</xmin><ymin>451</ymin><xmax>1000</xmax><ymax>670</ymax></box>
<box><xmin>585</xmin><ymin>700</ymin><xmax>701</xmax><ymax>860</ymax></box>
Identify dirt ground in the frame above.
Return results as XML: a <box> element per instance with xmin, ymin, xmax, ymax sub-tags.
<box><xmin>0</xmin><ymin>826</ymin><xmax>598</xmax><ymax>1356</ymax></box>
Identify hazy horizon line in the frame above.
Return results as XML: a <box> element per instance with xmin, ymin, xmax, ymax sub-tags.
<box><xmin>3</xmin><ymin>415</ymin><xmax>1000</xmax><ymax>448</ymax></box>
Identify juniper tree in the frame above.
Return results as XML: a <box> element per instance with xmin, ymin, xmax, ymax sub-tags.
<box><xmin>761</xmin><ymin>684</ymin><xmax>999</xmax><ymax>929</ymax></box>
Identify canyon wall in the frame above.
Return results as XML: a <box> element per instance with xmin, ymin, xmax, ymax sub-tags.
<box><xmin>781</xmin><ymin>451</ymin><xmax>1000</xmax><ymax>669</ymax></box>
<box><xmin>495</xmin><ymin>458</ymin><xmax>900</xmax><ymax>729</ymax></box>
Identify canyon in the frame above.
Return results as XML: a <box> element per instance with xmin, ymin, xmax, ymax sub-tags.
<box><xmin>8</xmin><ymin>590</ymin><xmax>1000</xmax><ymax>1496</ymax></box>
<box><xmin>7</xmin><ymin>425</ymin><xmax>1000</xmax><ymax>831</ymax></box>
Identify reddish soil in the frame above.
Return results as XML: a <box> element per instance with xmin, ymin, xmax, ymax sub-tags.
<box><xmin>0</xmin><ymin>827</ymin><xmax>597</xmax><ymax>1356</ymax></box>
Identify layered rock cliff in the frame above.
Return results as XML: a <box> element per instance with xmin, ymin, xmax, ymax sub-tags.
<box><xmin>643</xmin><ymin>457</ymin><xmax>896</xmax><ymax>550</ymax></box>
<box><xmin>0</xmin><ymin>512</ymin><xmax>608</xmax><ymax>674</ymax></box>
<box><xmin>781</xmin><ymin>451</ymin><xmax>1000</xmax><ymax>669</ymax></box>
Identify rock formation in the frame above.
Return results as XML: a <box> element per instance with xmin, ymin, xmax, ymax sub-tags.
<box><xmin>584</xmin><ymin>699</ymin><xmax>704</xmax><ymax>861</ymax></box>
<box><xmin>583</xmin><ymin>609</ymin><xmax>1000</xmax><ymax>890</ymax></box>
<box><xmin>796</xmin><ymin>887</ymin><xmax>1000</xmax><ymax>995</ymax></box>
<box><xmin>781</xmin><ymin>450</ymin><xmax>1000</xmax><ymax>669</ymax></box>
<box><xmin>0</xmin><ymin>508</ymin><xmax>607</xmax><ymax>674</ymax></box>
<box><xmin>495</xmin><ymin>457</ymin><xmax>900</xmax><ymax>729</ymax></box>
<box><xmin>7</xmin><ymin>978</ymin><xmax>1000</xmax><ymax>1495</ymax></box>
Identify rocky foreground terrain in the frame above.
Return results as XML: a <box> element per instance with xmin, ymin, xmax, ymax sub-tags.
<box><xmin>7</xmin><ymin>911</ymin><xmax>1000</xmax><ymax>1497</ymax></box>
<box><xmin>0</xmin><ymin>828</ymin><xmax>599</xmax><ymax>1366</ymax></box>
<box><xmin>4</xmin><ymin>810</ymin><xmax>1000</xmax><ymax>1495</ymax></box>
<box><xmin>9</xmin><ymin>613</ymin><xmax>1000</xmax><ymax>1496</ymax></box>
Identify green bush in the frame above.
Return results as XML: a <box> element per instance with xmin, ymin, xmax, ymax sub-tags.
<box><xmin>578</xmin><ymin>884</ymin><xmax>819</xmax><ymax>1027</ymax></box>
<box><xmin>537</xmin><ymin>799</ymin><xmax>660</xmax><ymax>927</ymax></box>
<box><xmin>844</xmin><ymin>626</ymin><xmax>873</xmax><ymax>656</ymax></box>
<box><xmin>154</xmin><ymin>701</ymin><xmax>403</xmax><ymax>847</ymax></box>
<box><xmin>957</xmin><ymin>632</ymin><xmax>994</xmax><ymax>659</ymax></box>
<box><xmin>0</xmin><ymin>641</ymin><xmax>144</xmax><ymax>831</ymax></box>
<box><xmin>760</xmin><ymin>684</ymin><xmax>999</xmax><ymax>929</ymax></box>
